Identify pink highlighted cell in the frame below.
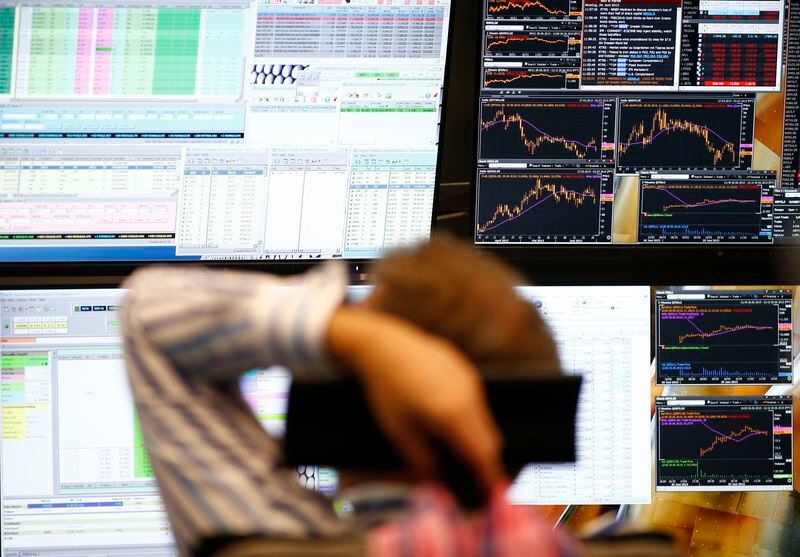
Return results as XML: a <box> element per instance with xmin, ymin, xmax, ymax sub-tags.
<box><xmin>93</xmin><ymin>8</ymin><xmax>115</xmax><ymax>95</ymax></box>
<box><xmin>74</xmin><ymin>8</ymin><xmax>94</xmax><ymax>95</ymax></box>
<box><xmin>0</xmin><ymin>202</ymin><xmax>177</xmax><ymax>234</ymax></box>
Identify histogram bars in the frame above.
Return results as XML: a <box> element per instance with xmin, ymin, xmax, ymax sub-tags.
<box><xmin>638</xmin><ymin>172</ymin><xmax>774</xmax><ymax>244</ymax></box>
<box><xmin>655</xmin><ymin>290</ymin><xmax>792</xmax><ymax>385</ymax></box>
<box><xmin>655</xmin><ymin>397</ymin><xmax>793</xmax><ymax>491</ymax></box>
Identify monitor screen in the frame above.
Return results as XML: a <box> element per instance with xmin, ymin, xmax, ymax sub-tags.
<box><xmin>511</xmin><ymin>285</ymin><xmax>652</xmax><ymax>505</ymax></box>
<box><xmin>655</xmin><ymin>396</ymin><xmax>793</xmax><ymax>491</ymax></box>
<box><xmin>655</xmin><ymin>289</ymin><xmax>793</xmax><ymax>385</ymax></box>
<box><xmin>0</xmin><ymin>0</ymin><xmax>452</xmax><ymax>262</ymax></box>
<box><xmin>474</xmin><ymin>0</ymin><xmax>800</xmax><ymax>246</ymax></box>
<box><xmin>0</xmin><ymin>284</ymin><xmax>652</xmax><ymax>555</ymax></box>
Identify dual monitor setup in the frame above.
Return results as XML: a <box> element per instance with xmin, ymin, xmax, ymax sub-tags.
<box><xmin>0</xmin><ymin>0</ymin><xmax>798</xmax><ymax>556</ymax></box>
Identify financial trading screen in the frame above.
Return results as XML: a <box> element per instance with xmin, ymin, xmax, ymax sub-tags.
<box><xmin>0</xmin><ymin>0</ymin><xmax>452</xmax><ymax>262</ymax></box>
<box><xmin>475</xmin><ymin>0</ymin><xmax>800</xmax><ymax>245</ymax></box>
<box><xmin>655</xmin><ymin>290</ymin><xmax>793</xmax><ymax>385</ymax></box>
<box><xmin>656</xmin><ymin>397</ymin><xmax>793</xmax><ymax>491</ymax></box>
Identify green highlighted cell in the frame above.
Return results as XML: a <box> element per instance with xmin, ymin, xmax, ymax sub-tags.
<box><xmin>1</xmin><ymin>381</ymin><xmax>24</xmax><ymax>393</ymax></box>
<box><xmin>1</xmin><ymin>354</ymin><xmax>49</xmax><ymax>367</ymax></box>
<box><xmin>257</xmin><ymin>414</ymin><xmax>286</xmax><ymax>422</ymax></box>
<box><xmin>152</xmin><ymin>8</ymin><xmax>200</xmax><ymax>95</ymax></box>
<box><xmin>133</xmin><ymin>409</ymin><xmax>154</xmax><ymax>478</ymax></box>
<box><xmin>341</xmin><ymin>107</ymin><xmax>436</xmax><ymax>113</ymax></box>
<box><xmin>0</xmin><ymin>7</ymin><xmax>15</xmax><ymax>94</ymax></box>
<box><xmin>356</xmin><ymin>72</ymin><xmax>400</xmax><ymax>78</ymax></box>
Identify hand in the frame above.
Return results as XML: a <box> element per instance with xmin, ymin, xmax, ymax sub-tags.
<box><xmin>365</xmin><ymin>234</ymin><xmax>560</xmax><ymax>374</ymax></box>
<box><xmin>327</xmin><ymin>306</ymin><xmax>507</xmax><ymax>494</ymax></box>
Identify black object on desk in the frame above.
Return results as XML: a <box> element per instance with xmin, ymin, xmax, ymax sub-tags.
<box><xmin>284</xmin><ymin>375</ymin><xmax>582</xmax><ymax>508</ymax></box>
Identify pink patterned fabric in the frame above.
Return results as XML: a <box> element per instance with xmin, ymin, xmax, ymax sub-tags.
<box><xmin>368</xmin><ymin>487</ymin><xmax>575</xmax><ymax>557</ymax></box>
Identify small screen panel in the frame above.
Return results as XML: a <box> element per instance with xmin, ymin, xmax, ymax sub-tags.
<box><xmin>510</xmin><ymin>285</ymin><xmax>652</xmax><ymax>505</ymax></box>
<box><xmin>474</xmin><ymin>0</ymin><xmax>800</xmax><ymax>246</ymax></box>
<box><xmin>0</xmin><ymin>0</ymin><xmax>452</xmax><ymax>262</ymax></box>
<box><xmin>655</xmin><ymin>289</ymin><xmax>793</xmax><ymax>385</ymax></box>
<box><xmin>638</xmin><ymin>172</ymin><xmax>776</xmax><ymax>244</ymax></box>
<box><xmin>655</xmin><ymin>396</ymin><xmax>793</xmax><ymax>491</ymax></box>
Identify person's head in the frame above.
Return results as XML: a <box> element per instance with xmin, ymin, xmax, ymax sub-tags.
<box><xmin>365</xmin><ymin>234</ymin><xmax>561</xmax><ymax>376</ymax></box>
<box><xmin>332</xmin><ymin>236</ymin><xmax>562</xmax><ymax>491</ymax></box>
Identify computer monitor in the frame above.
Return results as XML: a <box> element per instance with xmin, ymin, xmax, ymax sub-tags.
<box><xmin>0</xmin><ymin>284</ymin><xmax>653</xmax><ymax>555</ymax></box>
<box><xmin>0</xmin><ymin>1</ymin><xmax>453</xmax><ymax>263</ymax></box>
<box><xmin>473</xmin><ymin>0</ymin><xmax>799</xmax><ymax>247</ymax></box>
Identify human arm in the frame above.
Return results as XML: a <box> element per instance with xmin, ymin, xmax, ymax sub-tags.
<box><xmin>122</xmin><ymin>263</ymin><xmax>506</xmax><ymax>553</ymax></box>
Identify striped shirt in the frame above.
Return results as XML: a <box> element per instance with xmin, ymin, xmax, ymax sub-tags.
<box><xmin>122</xmin><ymin>263</ymin><xmax>355</xmax><ymax>555</ymax></box>
<box><xmin>122</xmin><ymin>264</ymin><xmax>575</xmax><ymax>557</ymax></box>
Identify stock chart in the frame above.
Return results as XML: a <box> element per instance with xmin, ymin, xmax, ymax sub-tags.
<box><xmin>656</xmin><ymin>397</ymin><xmax>793</xmax><ymax>490</ymax></box>
<box><xmin>484</xmin><ymin>31</ymin><xmax>577</xmax><ymax>57</ymax></box>
<box><xmin>486</xmin><ymin>0</ymin><xmax>572</xmax><ymax>18</ymax></box>
<box><xmin>617</xmin><ymin>100</ymin><xmax>753</xmax><ymax>171</ymax></box>
<box><xmin>476</xmin><ymin>170</ymin><xmax>613</xmax><ymax>242</ymax></box>
<box><xmin>479</xmin><ymin>99</ymin><xmax>615</xmax><ymax>163</ymax></box>
<box><xmin>638</xmin><ymin>173</ymin><xmax>775</xmax><ymax>243</ymax></box>
<box><xmin>483</xmin><ymin>68</ymin><xmax>576</xmax><ymax>90</ymax></box>
<box><xmin>655</xmin><ymin>290</ymin><xmax>793</xmax><ymax>385</ymax></box>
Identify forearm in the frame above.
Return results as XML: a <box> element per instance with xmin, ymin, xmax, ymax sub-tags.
<box><xmin>122</xmin><ymin>263</ymin><xmax>348</xmax><ymax>383</ymax></box>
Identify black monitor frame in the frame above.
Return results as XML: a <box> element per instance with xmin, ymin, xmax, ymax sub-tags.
<box><xmin>468</xmin><ymin>0</ymin><xmax>800</xmax><ymax>286</ymax></box>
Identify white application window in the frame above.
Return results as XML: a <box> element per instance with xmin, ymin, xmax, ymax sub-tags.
<box><xmin>510</xmin><ymin>286</ymin><xmax>653</xmax><ymax>505</ymax></box>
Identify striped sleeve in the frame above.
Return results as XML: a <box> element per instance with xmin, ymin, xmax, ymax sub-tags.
<box><xmin>120</xmin><ymin>264</ymin><xmax>354</xmax><ymax>554</ymax></box>
<box><xmin>122</xmin><ymin>262</ymin><xmax>349</xmax><ymax>383</ymax></box>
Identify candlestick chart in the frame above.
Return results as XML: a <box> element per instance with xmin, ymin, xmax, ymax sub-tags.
<box><xmin>479</xmin><ymin>101</ymin><xmax>612</xmax><ymax>162</ymax></box>
<box><xmin>618</xmin><ymin>101</ymin><xmax>750</xmax><ymax>170</ymax></box>
<box><xmin>638</xmin><ymin>174</ymin><xmax>772</xmax><ymax>243</ymax></box>
<box><xmin>476</xmin><ymin>172</ymin><xmax>612</xmax><ymax>242</ymax></box>
<box><xmin>485</xmin><ymin>31</ymin><xmax>574</xmax><ymax>56</ymax></box>
<box><xmin>484</xmin><ymin>68</ymin><xmax>575</xmax><ymax>90</ymax></box>
<box><xmin>486</xmin><ymin>0</ymin><xmax>571</xmax><ymax>18</ymax></box>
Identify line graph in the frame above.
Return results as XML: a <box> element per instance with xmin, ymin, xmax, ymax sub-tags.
<box><xmin>480</xmin><ymin>102</ymin><xmax>608</xmax><ymax>161</ymax></box>
<box><xmin>678</xmin><ymin>322</ymin><xmax>773</xmax><ymax>344</ymax></box>
<box><xmin>656</xmin><ymin>294</ymin><xmax>790</xmax><ymax>385</ymax></box>
<box><xmin>487</xmin><ymin>0</ymin><xmax>570</xmax><ymax>17</ymax></box>
<box><xmin>698</xmin><ymin>423</ymin><xmax>768</xmax><ymax>457</ymax></box>
<box><xmin>476</xmin><ymin>172</ymin><xmax>613</xmax><ymax>242</ymax></box>
<box><xmin>484</xmin><ymin>69</ymin><xmax>573</xmax><ymax>90</ymax></box>
<box><xmin>654</xmin><ymin>397</ymin><xmax>793</xmax><ymax>490</ymax></box>
<box><xmin>618</xmin><ymin>101</ymin><xmax>750</xmax><ymax>170</ymax></box>
<box><xmin>485</xmin><ymin>32</ymin><xmax>573</xmax><ymax>56</ymax></box>
<box><xmin>659</xmin><ymin>411</ymin><xmax>773</xmax><ymax>461</ymax></box>
<box><xmin>638</xmin><ymin>175</ymin><xmax>770</xmax><ymax>243</ymax></box>
<box><xmin>642</xmin><ymin>184</ymin><xmax>762</xmax><ymax>215</ymax></box>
